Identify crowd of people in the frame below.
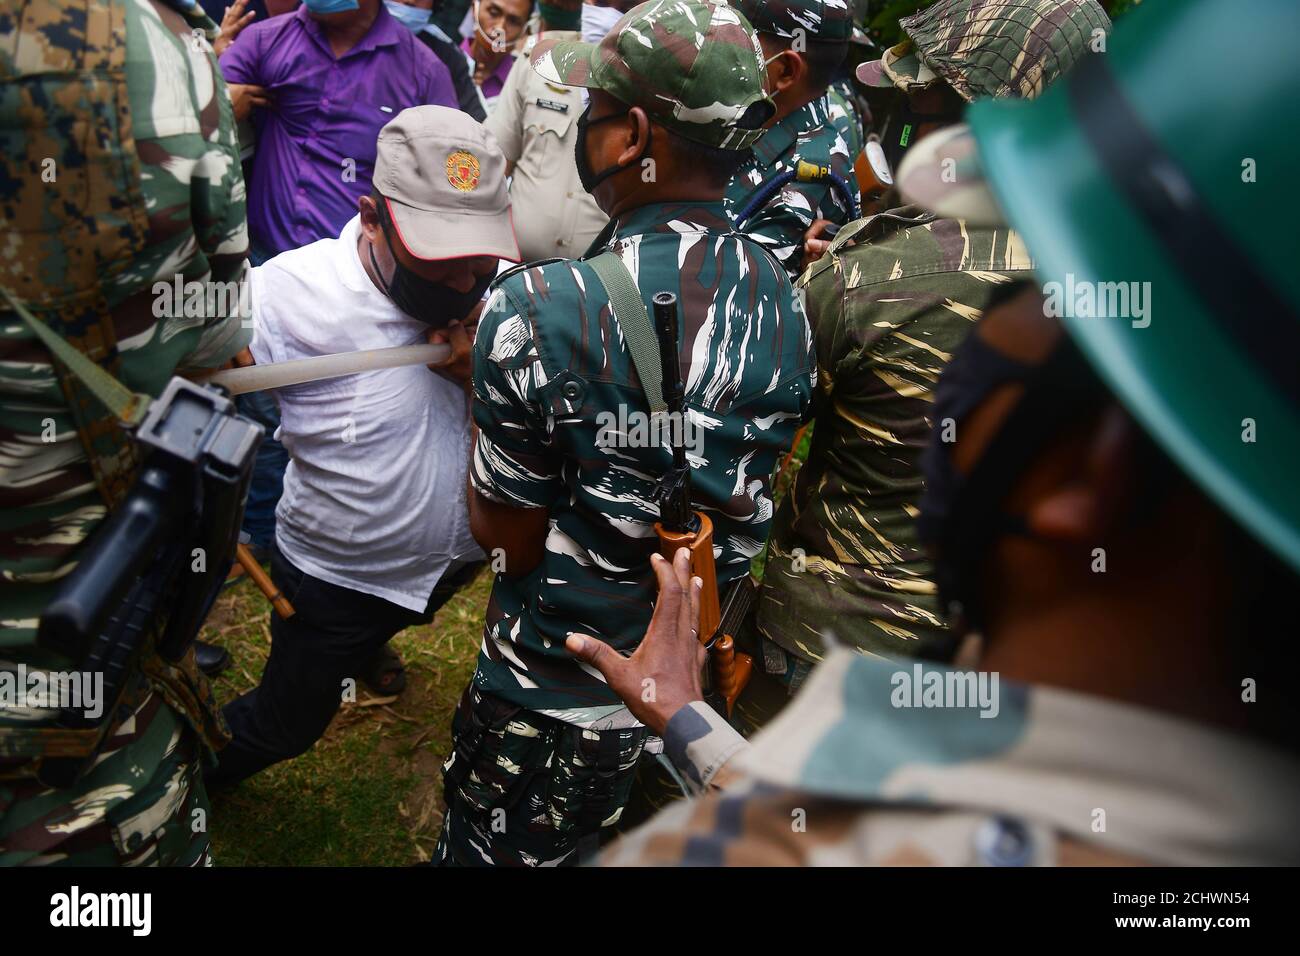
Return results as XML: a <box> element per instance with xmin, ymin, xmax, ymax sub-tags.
<box><xmin>2</xmin><ymin>0</ymin><xmax>1297</xmax><ymax>870</ymax></box>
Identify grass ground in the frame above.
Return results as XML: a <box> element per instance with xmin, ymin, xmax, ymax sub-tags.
<box><xmin>204</xmin><ymin>571</ymin><xmax>491</xmax><ymax>866</ymax></box>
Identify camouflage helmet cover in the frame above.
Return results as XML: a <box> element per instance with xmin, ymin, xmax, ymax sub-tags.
<box><xmin>529</xmin><ymin>0</ymin><xmax>775</xmax><ymax>149</ymax></box>
<box><xmin>857</xmin><ymin>0</ymin><xmax>1112</xmax><ymax>102</ymax></box>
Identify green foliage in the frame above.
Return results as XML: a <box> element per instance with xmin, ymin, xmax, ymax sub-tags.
<box><xmin>865</xmin><ymin>0</ymin><xmax>931</xmax><ymax>48</ymax></box>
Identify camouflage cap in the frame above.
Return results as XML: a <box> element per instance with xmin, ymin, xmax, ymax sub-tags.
<box><xmin>731</xmin><ymin>0</ymin><xmax>854</xmax><ymax>43</ymax></box>
<box><xmin>529</xmin><ymin>0</ymin><xmax>775</xmax><ymax>150</ymax></box>
<box><xmin>856</xmin><ymin>0</ymin><xmax>1112</xmax><ymax>102</ymax></box>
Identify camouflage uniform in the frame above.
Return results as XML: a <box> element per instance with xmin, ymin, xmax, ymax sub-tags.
<box><xmin>602</xmin><ymin>650</ymin><xmax>1300</xmax><ymax>865</ymax></box>
<box><xmin>740</xmin><ymin>0</ymin><xmax>1109</xmax><ymax>736</ymax></box>
<box><xmin>826</xmin><ymin>79</ymin><xmax>864</xmax><ymax>158</ymax></box>
<box><xmin>723</xmin><ymin>0</ymin><xmax>860</xmax><ymax>276</ymax></box>
<box><xmin>1</xmin><ymin>0</ymin><xmax>250</xmax><ymax>865</ymax></box>
<box><xmin>752</xmin><ymin>209</ymin><xmax>1034</xmax><ymax>678</ymax></box>
<box><xmin>607</xmin><ymin>0</ymin><xmax>1300</xmax><ymax>871</ymax></box>
<box><xmin>435</xmin><ymin>1</ymin><xmax>814</xmax><ymax>866</ymax></box>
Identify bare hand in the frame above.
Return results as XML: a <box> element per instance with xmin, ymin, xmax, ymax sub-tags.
<box><xmin>214</xmin><ymin>0</ymin><xmax>256</xmax><ymax>57</ymax></box>
<box><xmin>228</xmin><ymin>83</ymin><xmax>269</xmax><ymax>122</ymax></box>
<box><xmin>565</xmin><ymin>548</ymin><xmax>705</xmax><ymax>736</ymax></box>
<box><xmin>802</xmin><ymin>217</ymin><xmax>838</xmax><ymax>267</ymax></box>
<box><xmin>428</xmin><ymin>320</ymin><xmax>474</xmax><ymax>388</ymax></box>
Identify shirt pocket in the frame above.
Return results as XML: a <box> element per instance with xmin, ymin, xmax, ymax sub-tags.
<box><xmin>520</xmin><ymin>99</ymin><xmax>575</xmax><ymax>175</ymax></box>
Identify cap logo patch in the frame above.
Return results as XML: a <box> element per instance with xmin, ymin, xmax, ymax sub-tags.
<box><xmin>446</xmin><ymin>150</ymin><xmax>481</xmax><ymax>191</ymax></box>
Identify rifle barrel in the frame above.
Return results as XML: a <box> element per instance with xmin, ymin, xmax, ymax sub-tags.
<box><xmin>652</xmin><ymin>291</ymin><xmax>686</xmax><ymax>470</ymax></box>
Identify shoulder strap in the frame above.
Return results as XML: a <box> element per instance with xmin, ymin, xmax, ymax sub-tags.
<box><xmin>586</xmin><ymin>252</ymin><xmax>666</xmax><ymax>415</ymax></box>
<box><xmin>1</xmin><ymin>288</ymin><xmax>150</xmax><ymax>426</ymax></box>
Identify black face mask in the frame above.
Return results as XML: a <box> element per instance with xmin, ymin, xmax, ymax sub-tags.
<box><xmin>918</xmin><ymin>324</ymin><xmax>1102</xmax><ymax>634</ymax></box>
<box><xmin>369</xmin><ymin>225</ymin><xmax>493</xmax><ymax>329</ymax></box>
<box><xmin>574</xmin><ymin>103</ymin><xmax>649</xmax><ymax>194</ymax></box>
<box><xmin>880</xmin><ymin>96</ymin><xmax>965</xmax><ymax>177</ymax></box>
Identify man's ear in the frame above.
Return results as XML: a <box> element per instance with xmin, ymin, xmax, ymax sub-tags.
<box><xmin>358</xmin><ymin>195</ymin><xmax>382</xmax><ymax>244</ymax></box>
<box><xmin>1025</xmin><ymin>405</ymin><xmax>1138</xmax><ymax>543</ymax></box>
<box><xmin>767</xmin><ymin>50</ymin><xmax>802</xmax><ymax>96</ymax></box>
<box><xmin>616</xmin><ymin>107</ymin><xmax>652</xmax><ymax>166</ymax></box>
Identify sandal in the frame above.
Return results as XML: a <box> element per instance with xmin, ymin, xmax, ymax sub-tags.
<box><xmin>360</xmin><ymin>644</ymin><xmax>407</xmax><ymax>697</ymax></box>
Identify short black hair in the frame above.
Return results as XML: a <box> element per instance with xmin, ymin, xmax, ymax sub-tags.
<box><xmin>801</xmin><ymin>38</ymin><xmax>850</xmax><ymax>90</ymax></box>
<box><xmin>764</xmin><ymin>34</ymin><xmax>849</xmax><ymax>91</ymax></box>
<box><xmin>665</xmin><ymin>129</ymin><xmax>753</xmax><ymax>186</ymax></box>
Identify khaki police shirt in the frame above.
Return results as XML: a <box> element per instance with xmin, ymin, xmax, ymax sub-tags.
<box><xmin>485</xmin><ymin>33</ymin><xmax>608</xmax><ymax>262</ymax></box>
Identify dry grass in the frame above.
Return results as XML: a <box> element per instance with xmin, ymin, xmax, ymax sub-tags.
<box><xmin>203</xmin><ymin>571</ymin><xmax>491</xmax><ymax>866</ymax></box>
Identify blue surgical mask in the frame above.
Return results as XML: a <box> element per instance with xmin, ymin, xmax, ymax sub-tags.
<box><xmin>302</xmin><ymin>0</ymin><xmax>360</xmax><ymax>14</ymax></box>
<box><xmin>581</xmin><ymin>3</ymin><xmax>624</xmax><ymax>45</ymax></box>
<box><xmin>383</xmin><ymin>1</ymin><xmax>432</xmax><ymax>31</ymax></box>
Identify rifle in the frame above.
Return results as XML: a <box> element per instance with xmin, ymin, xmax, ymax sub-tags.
<box><xmin>649</xmin><ymin>291</ymin><xmax>753</xmax><ymax>718</ymax></box>
<box><xmin>35</xmin><ymin>377</ymin><xmax>261</xmax><ymax>785</ymax></box>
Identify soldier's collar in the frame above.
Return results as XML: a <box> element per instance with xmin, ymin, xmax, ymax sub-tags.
<box><xmin>753</xmin><ymin>96</ymin><xmax>830</xmax><ymax>166</ymax></box>
<box><xmin>604</xmin><ymin>201</ymin><xmax>729</xmax><ymax>245</ymax></box>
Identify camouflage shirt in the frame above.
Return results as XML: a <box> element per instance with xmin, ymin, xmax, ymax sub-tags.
<box><xmin>827</xmin><ymin>78</ymin><xmax>864</xmax><ymax>159</ymax></box>
<box><xmin>470</xmin><ymin>201</ymin><xmax>814</xmax><ymax>723</ymax></box>
<box><xmin>0</xmin><ymin>0</ymin><xmax>245</xmax><ymax>865</ymax></box>
<box><xmin>724</xmin><ymin>94</ymin><xmax>860</xmax><ymax>276</ymax></box>
<box><xmin>756</xmin><ymin>206</ymin><xmax>1034</xmax><ymax>667</ymax></box>
<box><xmin>603</xmin><ymin>650</ymin><xmax>1300</xmax><ymax>865</ymax></box>
<box><xmin>0</xmin><ymin>0</ymin><xmax>251</xmax><ymax>657</ymax></box>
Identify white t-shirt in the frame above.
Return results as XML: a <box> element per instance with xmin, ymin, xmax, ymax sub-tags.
<box><xmin>249</xmin><ymin>215</ymin><xmax>483</xmax><ymax>612</ymax></box>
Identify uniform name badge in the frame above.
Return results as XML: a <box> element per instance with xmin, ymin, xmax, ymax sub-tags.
<box><xmin>536</xmin><ymin>98</ymin><xmax>569</xmax><ymax>113</ymax></box>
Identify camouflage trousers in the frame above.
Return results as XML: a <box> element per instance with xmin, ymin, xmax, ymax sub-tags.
<box><xmin>434</xmin><ymin>684</ymin><xmax>647</xmax><ymax>866</ymax></box>
<box><xmin>0</xmin><ymin>691</ymin><xmax>212</xmax><ymax>866</ymax></box>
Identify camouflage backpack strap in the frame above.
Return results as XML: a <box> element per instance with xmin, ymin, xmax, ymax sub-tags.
<box><xmin>586</xmin><ymin>252</ymin><xmax>666</xmax><ymax>415</ymax></box>
<box><xmin>0</xmin><ymin>0</ymin><xmax>150</xmax><ymax>507</ymax></box>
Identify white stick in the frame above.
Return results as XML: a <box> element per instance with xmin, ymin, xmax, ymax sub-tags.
<box><xmin>197</xmin><ymin>343</ymin><xmax>453</xmax><ymax>396</ymax></box>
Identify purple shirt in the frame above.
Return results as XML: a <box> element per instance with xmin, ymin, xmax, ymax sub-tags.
<box><xmin>221</xmin><ymin>6</ymin><xmax>458</xmax><ymax>256</ymax></box>
<box><xmin>461</xmin><ymin>38</ymin><xmax>515</xmax><ymax>104</ymax></box>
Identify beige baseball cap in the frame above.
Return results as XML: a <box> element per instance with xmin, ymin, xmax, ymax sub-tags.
<box><xmin>372</xmin><ymin>106</ymin><xmax>519</xmax><ymax>262</ymax></box>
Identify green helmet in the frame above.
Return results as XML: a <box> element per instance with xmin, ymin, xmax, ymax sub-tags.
<box><xmin>857</xmin><ymin>0</ymin><xmax>1111</xmax><ymax>102</ymax></box>
<box><xmin>899</xmin><ymin>0</ymin><xmax>1300</xmax><ymax>573</ymax></box>
<box><xmin>529</xmin><ymin>0</ymin><xmax>775</xmax><ymax>150</ymax></box>
<box><xmin>731</xmin><ymin>0</ymin><xmax>854</xmax><ymax>43</ymax></box>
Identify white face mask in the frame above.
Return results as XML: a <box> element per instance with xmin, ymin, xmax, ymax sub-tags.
<box><xmin>474</xmin><ymin>0</ymin><xmax>517</xmax><ymax>52</ymax></box>
<box><xmin>581</xmin><ymin>3</ymin><xmax>624</xmax><ymax>45</ymax></box>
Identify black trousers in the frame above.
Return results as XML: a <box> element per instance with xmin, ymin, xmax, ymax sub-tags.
<box><xmin>208</xmin><ymin>546</ymin><xmax>481</xmax><ymax>788</ymax></box>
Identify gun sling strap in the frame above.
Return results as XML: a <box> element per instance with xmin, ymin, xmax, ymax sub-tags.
<box><xmin>586</xmin><ymin>252</ymin><xmax>667</xmax><ymax>415</ymax></box>
<box><xmin>0</xmin><ymin>288</ymin><xmax>152</xmax><ymax>428</ymax></box>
